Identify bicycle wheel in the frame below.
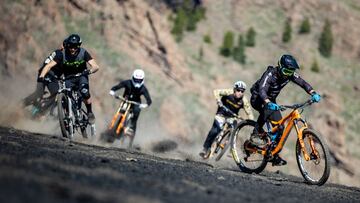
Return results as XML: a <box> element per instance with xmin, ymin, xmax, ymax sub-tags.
<box><xmin>296</xmin><ymin>129</ymin><xmax>330</xmax><ymax>185</ymax></box>
<box><xmin>215</xmin><ymin>131</ymin><xmax>231</xmax><ymax>161</ymax></box>
<box><xmin>232</xmin><ymin>120</ymin><xmax>267</xmax><ymax>174</ymax></box>
<box><xmin>57</xmin><ymin>93</ymin><xmax>74</xmax><ymax>139</ymax></box>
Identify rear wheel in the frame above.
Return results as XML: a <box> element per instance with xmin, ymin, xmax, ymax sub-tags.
<box><xmin>296</xmin><ymin>129</ymin><xmax>330</xmax><ymax>185</ymax></box>
<box><xmin>57</xmin><ymin>93</ymin><xmax>74</xmax><ymax>139</ymax></box>
<box><xmin>232</xmin><ymin>120</ymin><xmax>267</xmax><ymax>174</ymax></box>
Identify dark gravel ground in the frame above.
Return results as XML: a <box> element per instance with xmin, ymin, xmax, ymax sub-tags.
<box><xmin>0</xmin><ymin>126</ymin><xmax>359</xmax><ymax>203</ymax></box>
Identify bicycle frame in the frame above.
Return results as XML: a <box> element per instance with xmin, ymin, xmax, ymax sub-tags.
<box><xmin>57</xmin><ymin>73</ymin><xmax>94</xmax><ymax>136</ymax></box>
<box><xmin>108</xmin><ymin>96</ymin><xmax>139</xmax><ymax>136</ymax></box>
<box><xmin>246</xmin><ymin>101</ymin><xmax>315</xmax><ymax>161</ymax></box>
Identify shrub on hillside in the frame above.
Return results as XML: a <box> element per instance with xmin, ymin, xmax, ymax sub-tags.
<box><xmin>311</xmin><ymin>59</ymin><xmax>320</xmax><ymax>73</ymax></box>
<box><xmin>282</xmin><ymin>19</ymin><xmax>292</xmax><ymax>43</ymax></box>
<box><xmin>246</xmin><ymin>27</ymin><xmax>256</xmax><ymax>47</ymax></box>
<box><xmin>171</xmin><ymin>0</ymin><xmax>206</xmax><ymax>42</ymax></box>
<box><xmin>318</xmin><ymin>20</ymin><xmax>333</xmax><ymax>58</ymax></box>
<box><xmin>299</xmin><ymin>18</ymin><xmax>311</xmax><ymax>34</ymax></box>
<box><xmin>220</xmin><ymin>31</ymin><xmax>234</xmax><ymax>57</ymax></box>
<box><xmin>171</xmin><ymin>8</ymin><xmax>187</xmax><ymax>42</ymax></box>
<box><xmin>233</xmin><ymin>34</ymin><xmax>246</xmax><ymax>64</ymax></box>
<box><xmin>199</xmin><ymin>46</ymin><xmax>204</xmax><ymax>61</ymax></box>
<box><xmin>186</xmin><ymin>6</ymin><xmax>206</xmax><ymax>31</ymax></box>
<box><xmin>203</xmin><ymin>34</ymin><xmax>212</xmax><ymax>44</ymax></box>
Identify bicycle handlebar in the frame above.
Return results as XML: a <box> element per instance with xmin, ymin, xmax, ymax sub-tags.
<box><xmin>219</xmin><ymin>105</ymin><xmax>241</xmax><ymax>119</ymax></box>
<box><xmin>279</xmin><ymin>99</ymin><xmax>314</xmax><ymax>111</ymax></box>
<box><xmin>56</xmin><ymin>69</ymin><xmax>98</xmax><ymax>81</ymax></box>
<box><xmin>113</xmin><ymin>95</ymin><xmax>141</xmax><ymax>106</ymax></box>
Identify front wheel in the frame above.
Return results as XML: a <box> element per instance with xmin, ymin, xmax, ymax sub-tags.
<box><xmin>296</xmin><ymin>129</ymin><xmax>330</xmax><ymax>185</ymax></box>
<box><xmin>57</xmin><ymin>93</ymin><xmax>72</xmax><ymax>138</ymax></box>
<box><xmin>215</xmin><ymin>131</ymin><xmax>231</xmax><ymax>161</ymax></box>
<box><xmin>231</xmin><ymin>120</ymin><xmax>268</xmax><ymax>174</ymax></box>
<box><xmin>57</xmin><ymin>93</ymin><xmax>74</xmax><ymax>139</ymax></box>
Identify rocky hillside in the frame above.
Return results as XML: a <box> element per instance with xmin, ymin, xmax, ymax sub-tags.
<box><xmin>0</xmin><ymin>0</ymin><xmax>360</xmax><ymax>187</ymax></box>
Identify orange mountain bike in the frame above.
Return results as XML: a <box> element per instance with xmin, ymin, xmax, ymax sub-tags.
<box><xmin>101</xmin><ymin>95</ymin><xmax>141</xmax><ymax>148</ymax></box>
<box><xmin>231</xmin><ymin>99</ymin><xmax>330</xmax><ymax>185</ymax></box>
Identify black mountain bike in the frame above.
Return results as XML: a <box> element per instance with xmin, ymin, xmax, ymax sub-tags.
<box><xmin>56</xmin><ymin>71</ymin><xmax>97</xmax><ymax>139</ymax></box>
<box><xmin>204</xmin><ymin>105</ymin><xmax>243</xmax><ymax>161</ymax></box>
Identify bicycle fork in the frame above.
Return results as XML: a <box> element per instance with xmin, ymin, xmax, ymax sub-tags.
<box><xmin>294</xmin><ymin>120</ymin><xmax>312</xmax><ymax>161</ymax></box>
<box><xmin>109</xmin><ymin>107</ymin><xmax>122</xmax><ymax>129</ymax></box>
<box><xmin>67</xmin><ymin>98</ymin><xmax>75</xmax><ymax>137</ymax></box>
<box><xmin>116</xmin><ymin>105</ymin><xmax>131</xmax><ymax>134</ymax></box>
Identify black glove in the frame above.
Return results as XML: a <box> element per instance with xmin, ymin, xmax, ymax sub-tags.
<box><xmin>37</xmin><ymin>77</ymin><xmax>44</xmax><ymax>83</ymax></box>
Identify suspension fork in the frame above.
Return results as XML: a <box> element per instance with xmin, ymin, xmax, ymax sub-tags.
<box><xmin>294</xmin><ymin>119</ymin><xmax>311</xmax><ymax>161</ymax></box>
<box><xmin>109</xmin><ymin>104</ymin><xmax>123</xmax><ymax>129</ymax></box>
<box><xmin>67</xmin><ymin>96</ymin><xmax>74</xmax><ymax>120</ymax></box>
<box><xmin>116</xmin><ymin>104</ymin><xmax>132</xmax><ymax>134</ymax></box>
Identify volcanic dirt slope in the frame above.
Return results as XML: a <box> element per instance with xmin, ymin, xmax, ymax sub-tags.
<box><xmin>1</xmin><ymin>0</ymin><xmax>360</xmax><ymax>187</ymax></box>
<box><xmin>0</xmin><ymin>126</ymin><xmax>359</xmax><ymax>203</ymax></box>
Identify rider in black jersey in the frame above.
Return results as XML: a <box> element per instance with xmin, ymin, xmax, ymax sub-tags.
<box><xmin>200</xmin><ymin>80</ymin><xmax>254</xmax><ymax>159</ymax></box>
<box><xmin>250</xmin><ymin>54</ymin><xmax>321</xmax><ymax>166</ymax></box>
<box><xmin>23</xmin><ymin>39</ymin><xmax>66</xmax><ymax>116</ymax></box>
<box><xmin>39</xmin><ymin>34</ymin><xmax>100</xmax><ymax>124</ymax></box>
<box><xmin>109</xmin><ymin>69</ymin><xmax>152</xmax><ymax>136</ymax></box>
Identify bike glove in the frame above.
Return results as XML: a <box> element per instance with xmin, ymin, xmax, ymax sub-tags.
<box><xmin>37</xmin><ymin>77</ymin><xmax>44</xmax><ymax>83</ymax></box>
<box><xmin>82</xmin><ymin>69</ymin><xmax>91</xmax><ymax>76</ymax></box>
<box><xmin>266</xmin><ymin>102</ymin><xmax>280</xmax><ymax>111</ymax></box>
<box><xmin>311</xmin><ymin>92</ymin><xmax>321</xmax><ymax>103</ymax></box>
<box><xmin>139</xmin><ymin>104</ymin><xmax>148</xmax><ymax>109</ymax></box>
<box><xmin>109</xmin><ymin>90</ymin><xmax>115</xmax><ymax>96</ymax></box>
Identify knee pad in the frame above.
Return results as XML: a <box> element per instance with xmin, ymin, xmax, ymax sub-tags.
<box><xmin>80</xmin><ymin>86</ymin><xmax>90</xmax><ymax>99</ymax></box>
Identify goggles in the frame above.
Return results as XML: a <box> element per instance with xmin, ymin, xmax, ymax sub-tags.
<box><xmin>234</xmin><ymin>88</ymin><xmax>245</xmax><ymax>93</ymax></box>
<box><xmin>281</xmin><ymin>67</ymin><xmax>295</xmax><ymax>76</ymax></box>
<box><xmin>67</xmin><ymin>44</ymin><xmax>80</xmax><ymax>49</ymax></box>
<box><xmin>133</xmin><ymin>78</ymin><xmax>143</xmax><ymax>83</ymax></box>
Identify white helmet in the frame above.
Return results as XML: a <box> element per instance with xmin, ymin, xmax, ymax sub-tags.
<box><xmin>132</xmin><ymin>69</ymin><xmax>145</xmax><ymax>88</ymax></box>
<box><xmin>234</xmin><ymin>80</ymin><xmax>246</xmax><ymax>91</ymax></box>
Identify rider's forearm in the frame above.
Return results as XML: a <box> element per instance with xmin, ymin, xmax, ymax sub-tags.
<box><xmin>39</xmin><ymin>60</ymin><xmax>56</xmax><ymax>78</ymax></box>
<box><xmin>88</xmin><ymin>59</ymin><xmax>99</xmax><ymax>73</ymax></box>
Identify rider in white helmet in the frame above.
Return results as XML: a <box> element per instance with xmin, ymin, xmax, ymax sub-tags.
<box><xmin>109</xmin><ymin>69</ymin><xmax>152</xmax><ymax>136</ymax></box>
<box><xmin>200</xmin><ymin>80</ymin><xmax>254</xmax><ymax>159</ymax></box>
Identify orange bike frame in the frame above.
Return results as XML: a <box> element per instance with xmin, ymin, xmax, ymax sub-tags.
<box><xmin>257</xmin><ymin>109</ymin><xmax>311</xmax><ymax>160</ymax></box>
<box><xmin>108</xmin><ymin>102</ymin><xmax>132</xmax><ymax>135</ymax></box>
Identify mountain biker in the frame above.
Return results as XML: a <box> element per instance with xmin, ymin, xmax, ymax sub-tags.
<box><xmin>199</xmin><ymin>81</ymin><xmax>254</xmax><ymax>159</ymax></box>
<box><xmin>23</xmin><ymin>39</ymin><xmax>67</xmax><ymax>116</ymax></box>
<box><xmin>39</xmin><ymin>34</ymin><xmax>100</xmax><ymax>124</ymax></box>
<box><xmin>249</xmin><ymin>54</ymin><xmax>321</xmax><ymax>166</ymax></box>
<box><xmin>109</xmin><ymin>69</ymin><xmax>152</xmax><ymax>137</ymax></box>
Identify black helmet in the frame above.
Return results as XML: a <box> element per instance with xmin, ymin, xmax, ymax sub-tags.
<box><xmin>278</xmin><ymin>54</ymin><xmax>299</xmax><ymax>76</ymax></box>
<box><xmin>65</xmin><ymin>34</ymin><xmax>82</xmax><ymax>49</ymax></box>
<box><xmin>62</xmin><ymin>38</ymin><xmax>68</xmax><ymax>48</ymax></box>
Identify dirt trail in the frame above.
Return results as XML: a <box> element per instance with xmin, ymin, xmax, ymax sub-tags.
<box><xmin>0</xmin><ymin>126</ymin><xmax>359</xmax><ymax>203</ymax></box>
